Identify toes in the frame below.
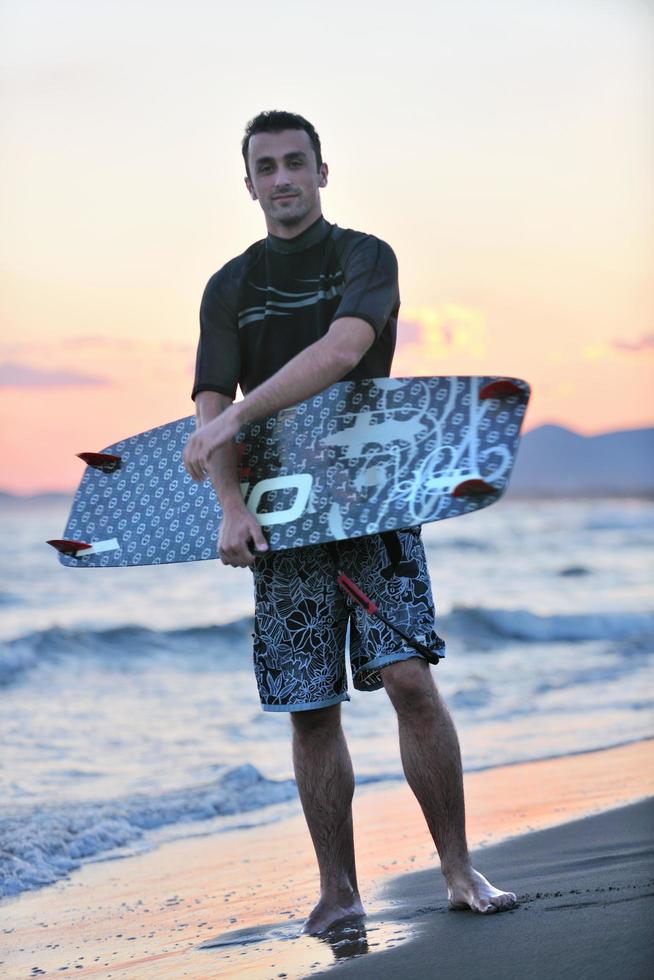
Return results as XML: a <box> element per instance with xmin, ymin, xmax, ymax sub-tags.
<box><xmin>474</xmin><ymin>891</ymin><xmax>518</xmax><ymax>913</ymax></box>
<box><xmin>491</xmin><ymin>892</ymin><xmax>518</xmax><ymax>912</ymax></box>
<box><xmin>450</xmin><ymin>898</ymin><xmax>497</xmax><ymax>913</ymax></box>
<box><xmin>448</xmin><ymin>886</ymin><xmax>518</xmax><ymax>914</ymax></box>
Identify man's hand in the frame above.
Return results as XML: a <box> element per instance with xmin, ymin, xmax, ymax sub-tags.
<box><xmin>187</xmin><ymin>393</ymin><xmax>268</xmax><ymax>566</ymax></box>
<box><xmin>219</xmin><ymin>501</ymin><xmax>269</xmax><ymax>567</ymax></box>
<box><xmin>183</xmin><ymin>404</ymin><xmax>241</xmax><ymax>481</ymax></box>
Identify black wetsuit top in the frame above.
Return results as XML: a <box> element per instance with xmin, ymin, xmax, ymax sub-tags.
<box><xmin>192</xmin><ymin>216</ymin><xmax>400</xmax><ymax>400</ymax></box>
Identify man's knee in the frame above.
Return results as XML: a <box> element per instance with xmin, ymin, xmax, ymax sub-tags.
<box><xmin>382</xmin><ymin>657</ymin><xmax>438</xmax><ymax>716</ymax></box>
<box><xmin>291</xmin><ymin>702</ymin><xmax>342</xmax><ymax>738</ymax></box>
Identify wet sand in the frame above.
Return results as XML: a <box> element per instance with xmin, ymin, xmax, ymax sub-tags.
<box><xmin>312</xmin><ymin>796</ymin><xmax>654</xmax><ymax>980</ymax></box>
<box><xmin>2</xmin><ymin>739</ymin><xmax>653</xmax><ymax>979</ymax></box>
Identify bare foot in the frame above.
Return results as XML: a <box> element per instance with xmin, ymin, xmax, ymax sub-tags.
<box><xmin>301</xmin><ymin>894</ymin><xmax>365</xmax><ymax>935</ymax></box>
<box><xmin>446</xmin><ymin>866</ymin><xmax>517</xmax><ymax>914</ymax></box>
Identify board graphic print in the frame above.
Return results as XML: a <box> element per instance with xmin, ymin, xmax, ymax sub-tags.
<box><xmin>48</xmin><ymin>375</ymin><xmax>530</xmax><ymax>568</ymax></box>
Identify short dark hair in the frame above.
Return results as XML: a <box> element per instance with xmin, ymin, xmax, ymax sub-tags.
<box><xmin>242</xmin><ymin>110</ymin><xmax>322</xmax><ymax>177</ymax></box>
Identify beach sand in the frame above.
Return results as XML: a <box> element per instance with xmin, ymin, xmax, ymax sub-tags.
<box><xmin>2</xmin><ymin>739</ymin><xmax>653</xmax><ymax>979</ymax></box>
<box><xmin>312</xmin><ymin>796</ymin><xmax>654</xmax><ymax>980</ymax></box>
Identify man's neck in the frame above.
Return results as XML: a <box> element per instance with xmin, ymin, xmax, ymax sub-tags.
<box><xmin>265</xmin><ymin>215</ymin><xmax>330</xmax><ymax>255</ymax></box>
<box><xmin>264</xmin><ymin>205</ymin><xmax>323</xmax><ymax>240</ymax></box>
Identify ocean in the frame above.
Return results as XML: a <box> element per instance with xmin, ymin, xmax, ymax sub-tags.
<box><xmin>1</xmin><ymin>495</ymin><xmax>652</xmax><ymax>899</ymax></box>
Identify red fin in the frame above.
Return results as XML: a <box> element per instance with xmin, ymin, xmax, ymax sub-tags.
<box><xmin>47</xmin><ymin>539</ymin><xmax>93</xmax><ymax>556</ymax></box>
<box><xmin>451</xmin><ymin>479</ymin><xmax>498</xmax><ymax>498</ymax></box>
<box><xmin>235</xmin><ymin>442</ymin><xmax>252</xmax><ymax>479</ymax></box>
<box><xmin>77</xmin><ymin>452</ymin><xmax>121</xmax><ymax>473</ymax></box>
<box><xmin>479</xmin><ymin>379</ymin><xmax>524</xmax><ymax>399</ymax></box>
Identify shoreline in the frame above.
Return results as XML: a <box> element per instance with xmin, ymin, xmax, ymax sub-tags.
<box><xmin>2</xmin><ymin>738</ymin><xmax>653</xmax><ymax>979</ymax></box>
<box><xmin>2</xmin><ymin>735</ymin><xmax>651</xmax><ymax>905</ymax></box>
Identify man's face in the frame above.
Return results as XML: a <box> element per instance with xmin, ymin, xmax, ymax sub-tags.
<box><xmin>245</xmin><ymin>129</ymin><xmax>328</xmax><ymax>235</ymax></box>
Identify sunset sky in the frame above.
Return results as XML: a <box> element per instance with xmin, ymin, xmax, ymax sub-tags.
<box><xmin>2</xmin><ymin>0</ymin><xmax>653</xmax><ymax>493</ymax></box>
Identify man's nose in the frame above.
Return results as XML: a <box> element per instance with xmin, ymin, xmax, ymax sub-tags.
<box><xmin>273</xmin><ymin>167</ymin><xmax>293</xmax><ymax>187</ymax></box>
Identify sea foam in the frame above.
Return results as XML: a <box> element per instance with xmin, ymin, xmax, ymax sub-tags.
<box><xmin>0</xmin><ymin>764</ymin><xmax>295</xmax><ymax>898</ymax></box>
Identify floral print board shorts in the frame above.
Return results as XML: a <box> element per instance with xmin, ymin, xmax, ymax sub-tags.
<box><xmin>252</xmin><ymin>527</ymin><xmax>446</xmax><ymax>712</ymax></box>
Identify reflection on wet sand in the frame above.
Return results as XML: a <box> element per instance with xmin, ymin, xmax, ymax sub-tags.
<box><xmin>197</xmin><ymin>911</ymin><xmax>412</xmax><ymax>976</ymax></box>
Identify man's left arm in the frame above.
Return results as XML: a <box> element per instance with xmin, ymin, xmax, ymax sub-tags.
<box><xmin>183</xmin><ymin>317</ymin><xmax>373</xmax><ymax>481</ymax></box>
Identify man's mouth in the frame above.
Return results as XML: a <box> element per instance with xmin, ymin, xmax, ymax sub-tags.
<box><xmin>273</xmin><ymin>193</ymin><xmax>299</xmax><ymax>201</ymax></box>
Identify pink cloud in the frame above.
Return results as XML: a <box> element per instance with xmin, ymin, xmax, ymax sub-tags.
<box><xmin>397</xmin><ymin>320</ymin><xmax>423</xmax><ymax>345</ymax></box>
<box><xmin>0</xmin><ymin>362</ymin><xmax>110</xmax><ymax>387</ymax></box>
<box><xmin>613</xmin><ymin>334</ymin><xmax>654</xmax><ymax>353</ymax></box>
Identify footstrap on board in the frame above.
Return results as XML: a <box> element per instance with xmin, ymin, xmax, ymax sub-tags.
<box><xmin>336</xmin><ymin>572</ymin><xmax>444</xmax><ymax>663</ymax></box>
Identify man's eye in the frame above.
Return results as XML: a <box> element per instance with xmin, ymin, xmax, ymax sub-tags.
<box><xmin>289</xmin><ymin>160</ymin><xmax>302</xmax><ymax>168</ymax></box>
<box><xmin>258</xmin><ymin>165</ymin><xmax>273</xmax><ymax>174</ymax></box>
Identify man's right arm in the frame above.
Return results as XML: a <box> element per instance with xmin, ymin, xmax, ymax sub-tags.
<box><xmin>194</xmin><ymin>391</ymin><xmax>268</xmax><ymax>567</ymax></box>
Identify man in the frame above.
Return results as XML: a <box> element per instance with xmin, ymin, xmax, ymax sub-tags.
<box><xmin>184</xmin><ymin>111</ymin><xmax>516</xmax><ymax>934</ymax></box>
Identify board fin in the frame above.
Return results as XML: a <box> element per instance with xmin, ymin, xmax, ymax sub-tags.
<box><xmin>47</xmin><ymin>538</ymin><xmax>93</xmax><ymax>556</ymax></box>
<box><xmin>451</xmin><ymin>479</ymin><xmax>498</xmax><ymax>497</ymax></box>
<box><xmin>479</xmin><ymin>379</ymin><xmax>524</xmax><ymax>399</ymax></box>
<box><xmin>235</xmin><ymin>442</ymin><xmax>252</xmax><ymax>479</ymax></box>
<box><xmin>77</xmin><ymin>452</ymin><xmax>122</xmax><ymax>473</ymax></box>
<box><xmin>47</xmin><ymin>537</ymin><xmax>120</xmax><ymax>558</ymax></box>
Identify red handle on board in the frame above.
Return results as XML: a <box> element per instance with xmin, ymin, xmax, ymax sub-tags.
<box><xmin>336</xmin><ymin>570</ymin><xmax>444</xmax><ymax>663</ymax></box>
<box><xmin>336</xmin><ymin>572</ymin><xmax>378</xmax><ymax>615</ymax></box>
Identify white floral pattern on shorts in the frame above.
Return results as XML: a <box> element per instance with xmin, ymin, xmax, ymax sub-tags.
<box><xmin>252</xmin><ymin>528</ymin><xmax>445</xmax><ymax>711</ymax></box>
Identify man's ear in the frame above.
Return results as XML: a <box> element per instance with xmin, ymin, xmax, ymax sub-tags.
<box><xmin>244</xmin><ymin>175</ymin><xmax>258</xmax><ymax>200</ymax></box>
<box><xmin>318</xmin><ymin>163</ymin><xmax>329</xmax><ymax>189</ymax></box>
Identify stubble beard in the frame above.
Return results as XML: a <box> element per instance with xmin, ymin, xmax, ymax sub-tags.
<box><xmin>267</xmin><ymin>191</ymin><xmax>315</xmax><ymax>228</ymax></box>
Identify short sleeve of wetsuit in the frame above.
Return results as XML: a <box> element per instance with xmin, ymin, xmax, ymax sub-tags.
<box><xmin>332</xmin><ymin>235</ymin><xmax>399</xmax><ymax>338</ymax></box>
<box><xmin>191</xmin><ymin>261</ymin><xmax>242</xmax><ymax>401</ymax></box>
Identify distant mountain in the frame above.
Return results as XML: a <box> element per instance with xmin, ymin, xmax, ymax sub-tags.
<box><xmin>507</xmin><ymin>425</ymin><xmax>654</xmax><ymax>497</ymax></box>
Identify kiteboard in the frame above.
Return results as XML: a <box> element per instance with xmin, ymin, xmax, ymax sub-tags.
<box><xmin>48</xmin><ymin>375</ymin><xmax>530</xmax><ymax>568</ymax></box>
